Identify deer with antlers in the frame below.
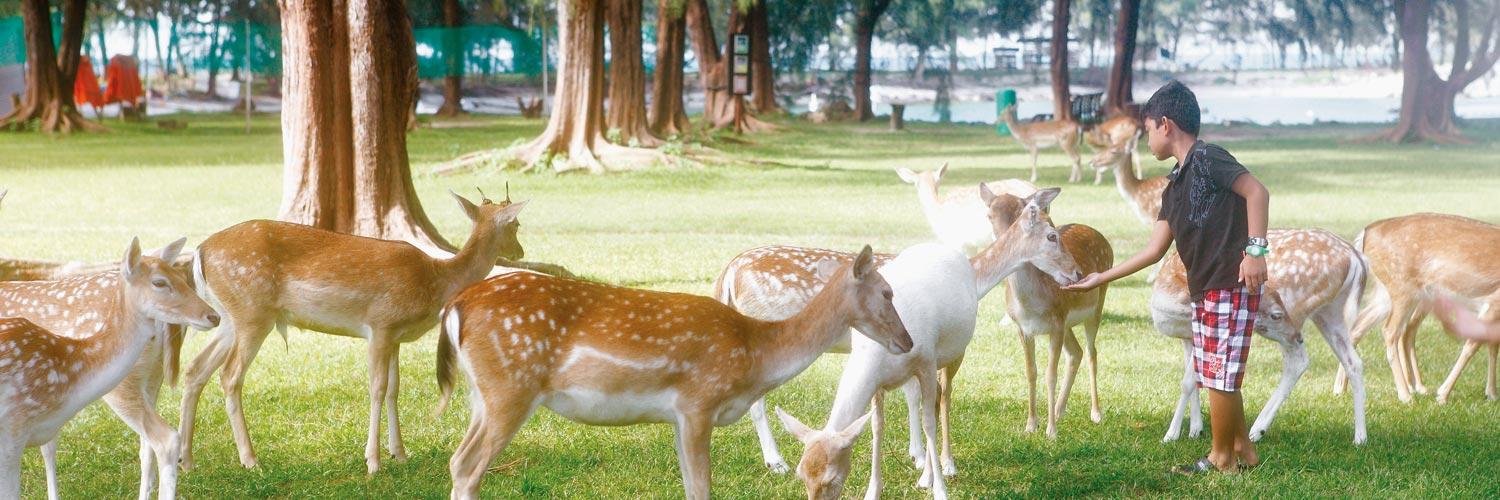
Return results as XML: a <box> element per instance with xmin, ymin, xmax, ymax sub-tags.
<box><xmin>1338</xmin><ymin>214</ymin><xmax>1499</xmax><ymax>404</ymax></box>
<box><xmin>1152</xmin><ymin>229</ymin><xmax>1369</xmax><ymax>445</ymax></box>
<box><xmin>434</xmin><ymin>244</ymin><xmax>913</xmax><ymax>500</ymax></box>
<box><xmin>0</xmin><ymin>239</ymin><xmax>220</xmax><ymax>500</ymax></box>
<box><xmin>177</xmin><ymin>191</ymin><xmax>527</xmax><ymax>474</ymax></box>
<box><xmin>894</xmin><ymin>164</ymin><xmax>1036</xmax><ymax>256</ymax></box>
<box><xmin>998</xmin><ymin>104</ymin><xmax>1089</xmax><ymax>184</ymax></box>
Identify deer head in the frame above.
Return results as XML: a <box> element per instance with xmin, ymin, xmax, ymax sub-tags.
<box><xmin>122</xmin><ymin>237</ymin><xmax>220</xmax><ymax>331</ymax></box>
<box><xmin>894</xmin><ymin>162</ymin><xmax>948</xmax><ymax>191</ymax></box>
<box><xmin>979</xmin><ymin>185</ymin><xmax>1084</xmax><ymax>285</ymax></box>
<box><xmin>451</xmin><ymin>189</ymin><xmax>528</xmax><ymax>262</ymax></box>
<box><xmin>814</xmin><ymin>245</ymin><xmax>912</xmax><ymax>355</ymax></box>
<box><xmin>1089</xmin><ymin>144</ymin><xmax>1132</xmax><ymax>171</ymax></box>
<box><xmin>1253</xmin><ymin>287</ymin><xmax>1301</xmax><ymax>345</ymax></box>
<box><xmin>776</xmin><ymin>407</ymin><xmax>874</xmax><ymax>500</ymax></box>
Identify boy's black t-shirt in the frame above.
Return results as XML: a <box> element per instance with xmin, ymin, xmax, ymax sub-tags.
<box><xmin>1157</xmin><ymin>140</ymin><xmax>1251</xmax><ymax>301</ymax></box>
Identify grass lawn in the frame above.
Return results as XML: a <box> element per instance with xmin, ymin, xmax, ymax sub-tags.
<box><xmin>2</xmin><ymin>113</ymin><xmax>1499</xmax><ymax>499</ymax></box>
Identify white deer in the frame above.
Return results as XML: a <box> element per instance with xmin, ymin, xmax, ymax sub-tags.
<box><xmin>0</xmin><ymin>239</ymin><xmax>220</xmax><ymax>500</ymax></box>
<box><xmin>772</xmin><ymin>190</ymin><xmax>1084</xmax><ymax>500</ymax></box>
<box><xmin>1339</xmin><ymin>213</ymin><xmax>1499</xmax><ymax>404</ymax></box>
<box><xmin>177</xmin><ymin>192</ymin><xmax>528</xmax><ymax>473</ymax></box>
<box><xmin>1152</xmin><ymin>229</ymin><xmax>1369</xmax><ymax>445</ymax></box>
<box><xmin>997</xmin><ymin>104</ymin><xmax>1087</xmax><ymax>184</ymax></box>
<box><xmin>433</xmin><ymin>245</ymin><xmax>914</xmax><ymax>500</ymax></box>
<box><xmin>894</xmin><ymin>163</ymin><xmax>1036</xmax><ymax>256</ymax></box>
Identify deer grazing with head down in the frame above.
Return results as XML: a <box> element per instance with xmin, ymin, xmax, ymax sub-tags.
<box><xmin>177</xmin><ymin>191</ymin><xmax>527</xmax><ymax>474</ymax></box>
<box><xmin>1152</xmin><ymin>228</ymin><xmax>1369</xmax><ymax>445</ymax></box>
<box><xmin>434</xmin><ymin>245</ymin><xmax>914</xmax><ymax>500</ymax></box>
<box><xmin>729</xmin><ymin>189</ymin><xmax>1082</xmax><ymax>500</ymax></box>
<box><xmin>894</xmin><ymin>163</ymin><xmax>1036</xmax><ymax>256</ymax></box>
<box><xmin>997</xmin><ymin>104</ymin><xmax>1088</xmax><ymax>184</ymax></box>
<box><xmin>0</xmin><ymin>239</ymin><xmax>220</xmax><ymax>500</ymax></box>
<box><xmin>1337</xmin><ymin>214</ymin><xmax>1499</xmax><ymax>404</ymax></box>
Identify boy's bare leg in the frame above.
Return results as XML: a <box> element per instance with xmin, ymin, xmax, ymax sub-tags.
<box><xmin>1207</xmin><ymin>389</ymin><xmax>1254</xmax><ymax>471</ymax></box>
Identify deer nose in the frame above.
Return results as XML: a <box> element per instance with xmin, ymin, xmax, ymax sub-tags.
<box><xmin>205</xmin><ymin>313</ymin><xmax>221</xmax><ymax>328</ymax></box>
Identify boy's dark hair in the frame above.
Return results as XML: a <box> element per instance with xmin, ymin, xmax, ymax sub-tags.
<box><xmin>1141</xmin><ymin>80</ymin><xmax>1201</xmax><ymax>137</ymax></box>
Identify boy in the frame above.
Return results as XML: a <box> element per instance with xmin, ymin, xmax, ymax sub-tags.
<box><xmin>1064</xmin><ymin>80</ymin><xmax>1270</xmax><ymax>474</ymax></box>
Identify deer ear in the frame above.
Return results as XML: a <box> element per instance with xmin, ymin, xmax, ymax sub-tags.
<box><xmin>894</xmin><ymin>168</ymin><xmax>919</xmax><ymax>184</ymax></box>
<box><xmin>0</xmin><ymin>189</ymin><xmax>7</xmax><ymax>207</ymax></box>
<box><xmin>936</xmin><ymin>162</ymin><xmax>949</xmax><ymax>180</ymax></box>
<box><xmin>496</xmin><ymin>198</ymin><xmax>529</xmax><ymax>223</ymax></box>
<box><xmin>851</xmin><ymin>245</ymin><xmax>875</xmax><ymax>280</ymax></box>
<box><xmin>814</xmin><ymin>259</ymin><xmax>841</xmax><ymax>283</ymax></box>
<box><xmin>979</xmin><ymin>183</ymin><xmax>997</xmax><ymax>204</ymax></box>
<box><xmin>1027</xmin><ymin>187</ymin><xmax>1061</xmax><ymax>215</ymax></box>
<box><xmin>122</xmin><ymin>237</ymin><xmax>143</xmax><ymax>278</ymax></box>
<box><xmin>451</xmin><ymin>190</ymin><xmax>480</xmax><ymax>222</ymax></box>
<box><xmin>834</xmin><ymin>411</ymin><xmax>874</xmax><ymax>449</ymax></box>
<box><xmin>158</xmin><ymin>237</ymin><xmax>188</xmax><ymax>264</ymax></box>
<box><xmin>776</xmin><ymin>407</ymin><xmax>818</xmax><ymax>445</ymax></box>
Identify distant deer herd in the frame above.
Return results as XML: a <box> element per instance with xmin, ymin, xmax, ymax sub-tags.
<box><xmin>0</xmin><ymin>122</ymin><xmax>1497</xmax><ymax>500</ymax></box>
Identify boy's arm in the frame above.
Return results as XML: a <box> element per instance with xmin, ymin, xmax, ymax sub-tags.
<box><xmin>1063</xmin><ymin>220</ymin><xmax>1174</xmax><ymax>291</ymax></box>
<box><xmin>1433</xmin><ymin>296</ymin><xmax>1500</xmax><ymax>343</ymax></box>
<box><xmin>1231</xmin><ymin>173</ymin><xmax>1270</xmax><ymax>291</ymax></box>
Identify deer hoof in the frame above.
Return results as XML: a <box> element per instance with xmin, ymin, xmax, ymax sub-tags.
<box><xmin>1091</xmin><ymin>409</ymin><xmax>1103</xmax><ymax>423</ymax></box>
<box><xmin>766</xmin><ymin>461</ymin><xmax>790</xmax><ymax>474</ymax></box>
<box><xmin>941</xmin><ymin>460</ymin><xmax>956</xmax><ymax>477</ymax></box>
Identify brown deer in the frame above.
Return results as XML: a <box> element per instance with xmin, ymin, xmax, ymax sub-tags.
<box><xmin>1082</xmin><ymin>115</ymin><xmax>1143</xmax><ymax>179</ymax></box>
<box><xmin>1340</xmin><ymin>214</ymin><xmax>1499</xmax><ymax>404</ymax></box>
<box><xmin>177</xmin><ymin>192</ymin><xmax>528</xmax><ymax>474</ymax></box>
<box><xmin>1089</xmin><ymin>143</ymin><xmax>1167</xmax><ymax>225</ymax></box>
<box><xmin>998</xmin><ymin>104</ymin><xmax>1087</xmax><ymax>184</ymax></box>
<box><xmin>1152</xmin><ymin>229</ymin><xmax>1369</xmax><ymax>445</ymax></box>
<box><xmin>0</xmin><ymin>239</ymin><xmax>219</xmax><ymax>500</ymax></box>
<box><xmin>434</xmin><ymin>246</ymin><xmax>914</xmax><ymax>500</ymax></box>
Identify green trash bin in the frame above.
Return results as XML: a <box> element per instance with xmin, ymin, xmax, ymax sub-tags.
<box><xmin>996</xmin><ymin>89</ymin><xmax>1017</xmax><ymax>136</ymax></box>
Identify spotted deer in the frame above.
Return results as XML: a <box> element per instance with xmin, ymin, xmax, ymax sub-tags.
<box><xmin>0</xmin><ymin>239</ymin><xmax>219</xmax><ymax>500</ymax></box>
<box><xmin>997</xmin><ymin>104</ymin><xmax>1087</xmax><ymax>184</ymax></box>
<box><xmin>1152</xmin><ymin>228</ymin><xmax>1369</xmax><ymax>445</ymax></box>
<box><xmin>894</xmin><ymin>163</ymin><xmax>1037</xmax><ymax>256</ymax></box>
<box><xmin>434</xmin><ymin>245</ymin><xmax>914</xmax><ymax>500</ymax></box>
<box><xmin>1082</xmin><ymin>115</ymin><xmax>1143</xmax><ymax>179</ymax></box>
<box><xmin>177</xmin><ymin>192</ymin><xmax>527</xmax><ymax>474</ymax></box>
<box><xmin>1339</xmin><ymin>214</ymin><xmax>1499</xmax><ymax>404</ymax></box>
<box><xmin>1089</xmin><ymin>144</ymin><xmax>1168</xmax><ymax>225</ymax></box>
<box><xmin>723</xmin><ymin>189</ymin><xmax>1082</xmax><ymax>498</ymax></box>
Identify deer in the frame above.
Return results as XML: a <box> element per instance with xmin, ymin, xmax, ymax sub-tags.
<box><xmin>894</xmin><ymin>163</ymin><xmax>1037</xmax><ymax>256</ymax></box>
<box><xmin>775</xmin><ymin>193</ymin><xmax>1083</xmax><ymax>500</ymax></box>
<box><xmin>1082</xmin><ymin>115</ymin><xmax>1143</xmax><ymax>179</ymax></box>
<box><xmin>997</xmin><ymin>104</ymin><xmax>1088</xmax><ymax>184</ymax></box>
<box><xmin>176</xmin><ymin>191</ymin><xmax>528</xmax><ymax>474</ymax></box>
<box><xmin>1151</xmin><ymin>228</ymin><xmax>1369</xmax><ymax>445</ymax></box>
<box><xmin>433</xmin><ymin>245</ymin><xmax>914</xmax><ymax>500</ymax></box>
<box><xmin>1336</xmin><ymin>214</ymin><xmax>1500</xmax><ymax>405</ymax></box>
<box><xmin>1090</xmin><ymin>142</ymin><xmax>1168</xmax><ymax>226</ymax></box>
<box><xmin>0</xmin><ymin>238</ymin><xmax>220</xmax><ymax>500</ymax></box>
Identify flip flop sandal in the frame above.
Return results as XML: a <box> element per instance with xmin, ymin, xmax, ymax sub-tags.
<box><xmin>1171</xmin><ymin>456</ymin><xmax>1216</xmax><ymax>476</ymax></box>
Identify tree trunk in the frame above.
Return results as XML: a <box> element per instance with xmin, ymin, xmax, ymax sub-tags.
<box><xmin>1050</xmin><ymin>0</ymin><xmax>1073</xmax><ymax>121</ymax></box>
<box><xmin>0</xmin><ymin>0</ymin><xmax>104</xmax><ymax>132</ymax></box>
<box><xmin>277</xmin><ymin>0</ymin><xmax>454</xmax><ymax>254</ymax></box>
<box><xmin>1105</xmin><ymin>0</ymin><xmax>1139</xmax><ymax>117</ymax></box>
<box><xmin>853</xmin><ymin>0</ymin><xmax>891</xmax><ymax>121</ymax></box>
<box><xmin>649</xmin><ymin>0</ymin><xmax>690</xmax><ymax>137</ymax></box>
<box><xmin>913</xmin><ymin>46</ymin><xmax>928</xmax><ymax>80</ymax></box>
<box><xmin>1372</xmin><ymin>0</ymin><xmax>1500</xmax><ymax>144</ymax></box>
<box><xmin>747</xmin><ymin>0</ymin><xmax>779</xmax><ymax>115</ymax></box>
<box><xmin>605</xmin><ymin>0</ymin><xmax>661</xmax><ymax>145</ymax></box>
<box><xmin>435</xmin><ymin>0</ymin><xmax>465</xmax><ymax>117</ymax></box>
<box><xmin>206</xmin><ymin>0</ymin><xmax>224</xmax><ymax>98</ymax></box>
<box><xmin>685</xmin><ymin>0</ymin><xmax>772</xmax><ymax>132</ymax></box>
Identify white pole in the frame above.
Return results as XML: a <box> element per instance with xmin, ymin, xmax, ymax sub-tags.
<box><xmin>245</xmin><ymin>17</ymin><xmax>252</xmax><ymax>133</ymax></box>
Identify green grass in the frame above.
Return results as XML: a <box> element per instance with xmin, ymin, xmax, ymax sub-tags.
<box><xmin>2</xmin><ymin>113</ymin><xmax>1500</xmax><ymax>499</ymax></box>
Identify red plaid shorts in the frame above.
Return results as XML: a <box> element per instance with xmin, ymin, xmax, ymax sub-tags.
<box><xmin>1191</xmin><ymin>286</ymin><xmax>1261</xmax><ymax>392</ymax></box>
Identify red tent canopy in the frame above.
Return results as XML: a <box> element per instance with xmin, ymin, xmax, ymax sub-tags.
<box><xmin>102</xmin><ymin>55</ymin><xmax>143</xmax><ymax>105</ymax></box>
<box><xmin>74</xmin><ymin>55</ymin><xmax>104</xmax><ymax>107</ymax></box>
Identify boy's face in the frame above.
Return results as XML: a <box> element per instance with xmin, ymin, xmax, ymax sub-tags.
<box><xmin>1145</xmin><ymin>116</ymin><xmax>1174</xmax><ymax>162</ymax></box>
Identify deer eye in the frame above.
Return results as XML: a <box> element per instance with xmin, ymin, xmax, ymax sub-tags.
<box><xmin>882</xmin><ymin>290</ymin><xmax>893</xmax><ymax>301</ymax></box>
<box><xmin>1047</xmin><ymin>233</ymin><xmax>1059</xmax><ymax>242</ymax></box>
<box><xmin>1270</xmin><ymin>312</ymin><xmax>1284</xmax><ymax>321</ymax></box>
<box><xmin>152</xmin><ymin>278</ymin><xmax>169</xmax><ymax>289</ymax></box>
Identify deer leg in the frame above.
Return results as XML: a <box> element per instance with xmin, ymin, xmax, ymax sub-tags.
<box><xmin>1310</xmin><ymin>310</ymin><xmax>1369</xmax><ymax>445</ymax></box>
<box><xmin>1055</xmin><ymin>327</ymin><xmax>1084</xmax><ymax>435</ymax></box>
<box><xmin>177</xmin><ymin>327</ymin><xmax>235</xmax><ymax>470</ymax></box>
<box><xmin>366</xmin><ymin>334</ymin><xmax>397</xmax><ymax>474</ymax></box>
<box><xmin>1020</xmin><ymin>331</ymin><xmax>1039</xmax><ymax>433</ymax></box>
<box><xmin>938</xmin><ymin>357</ymin><xmax>963</xmax><ymax>477</ymax></box>
<box><xmin>221</xmin><ymin>322</ymin><xmax>273</xmax><ymax>469</ymax></box>
<box><xmin>103</xmin><ymin>382</ymin><xmax>180</xmax><ymax>500</ymax></box>
<box><xmin>1248</xmin><ymin>339</ymin><xmax>1309</xmax><ymax>443</ymax></box>
<box><xmin>1437</xmin><ymin>341</ymin><xmax>1484</xmax><ymax>404</ymax></box>
<box><xmin>673</xmin><ymin>413</ymin><xmax>714</xmax><ymax>500</ymax></box>
<box><xmin>385</xmin><ymin>343</ymin><xmax>407</xmax><ymax>464</ymax></box>
<box><xmin>1382</xmin><ymin>299</ymin><xmax>1416</xmax><ymax>403</ymax></box>
<box><xmin>449</xmin><ymin>396</ymin><xmax>540</xmax><ymax>500</ymax></box>
<box><xmin>1165</xmin><ymin>339</ymin><xmax>1195</xmax><ymax>442</ymax></box>
<box><xmin>1</xmin><ymin>441</ymin><xmax>22</xmax><ymax>500</ymax></box>
<box><xmin>1029</xmin><ymin>148</ymin><xmax>1040</xmax><ymax>183</ymax></box>
<box><xmin>1487</xmin><ymin>343</ymin><xmax>1499</xmax><ymax>401</ymax></box>
<box><xmin>42</xmin><ymin>438</ymin><xmax>59</xmax><ymax>500</ymax></box>
<box><xmin>864</xmin><ymin>391</ymin><xmax>885</xmax><ymax>500</ymax></box>
<box><xmin>914</xmin><ymin>368</ymin><xmax>948</xmax><ymax>500</ymax></box>
<box><xmin>1084</xmin><ymin>315</ymin><xmax>1104</xmax><ymax>423</ymax></box>
<box><xmin>1044</xmin><ymin>328</ymin><xmax>1065</xmax><ymax>439</ymax></box>
<box><xmin>1406</xmin><ymin>310</ymin><xmax>1430</xmax><ymax>395</ymax></box>
<box><xmin>748</xmin><ymin>398</ymin><xmax>789</xmax><ymax>473</ymax></box>
<box><xmin>903</xmin><ymin>377</ymin><xmax>925</xmax><ymax>469</ymax></box>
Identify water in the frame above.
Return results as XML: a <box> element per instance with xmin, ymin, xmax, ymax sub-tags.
<box><xmin>858</xmin><ymin>96</ymin><xmax>1500</xmax><ymax>126</ymax></box>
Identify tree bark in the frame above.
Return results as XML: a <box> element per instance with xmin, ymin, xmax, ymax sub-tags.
<box><xmin>649</xmin><ymin>0</ymin><xmax>690</xmax><ymax>137</ymax></box>
<box><xmin>605</xmin><ymin>0</ymin><xmax>661</xmax><ymax>145</ymax></box>
<box><xmin>1373</xmin><ymin>0</ymin><xmax>1500</xmax><ymax>144</ymax></box>
<box><xmin>435</xmin><ymin>0</ymin><xmax>466</xmax><ymax>117</ymax></box>
<box><xmin>853</xmin><ymin>0</ymin><xmax>891</xmax><ymax>121</ymax></box>
<box><xmin>1105</xmin><ymin>0</ymin><xmax>1140</xmax><ymax>117</ymax></box>
<box><xmin>206</xmin><ymin>0</ymin><xmax>224</xmax><ymax>98</ymax></box>
<box><xmin>277</xmin><ymin>0</ymin><xmax>454</xmax><ymax>254</ymax></box>
<box><xmin>1050</xmin><ymin>0</ymin><xmax>1073</xmax><ymax>121</ymax></box>
<box><xmin>747</xmin><ymin>0</ymin><xmax>780</xmax><ymax>115</ymax></box>
<box><xmin>1</xmin><ymin>0</ymin><xmax>105</xmax><ymax>132</ymax></box>
<box><xmin>685</xmin><ymin>0</ymin><xmax>773</xmax><ymax>132</ymax></box>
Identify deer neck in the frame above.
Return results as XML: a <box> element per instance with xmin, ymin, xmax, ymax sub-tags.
<box><xmin>970</xmin><ymin>228</ymin><xmax>1027</xmax><ymax>298</ymax></box>
<box><xmin>440</xmin><ymin>223</ymin><xmax>501</xmax><ymax>295</ymax></box>
<box><xmin>1114</xmin><ymin>158</ymin><xmax>1144</xmax><ymax>207</ymax></box>
<box><xmin>69</xmin><ymin>281</ymin><xmax>161</xmax><ymax>404</ymax></box>
<box><xmin>748</xmin><ymin>277</ymin><xmax>857</xmax><ymax>388</ymax></box>
<box><xmin>1002</xmin><ymin>113</ymin><xmax>1027</xmax><ymax>141</ymax></box>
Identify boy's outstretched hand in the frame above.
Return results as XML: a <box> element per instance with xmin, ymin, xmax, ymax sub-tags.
<box><xmin>1063</xmin><ymin>273</ymin><xmax>1107</xmax><ymax>291</ymax></box>
<box><xmin>1240</xmin><ymin>255</ymin><xmax>1267</xmax><ymax>291</ymax></box>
